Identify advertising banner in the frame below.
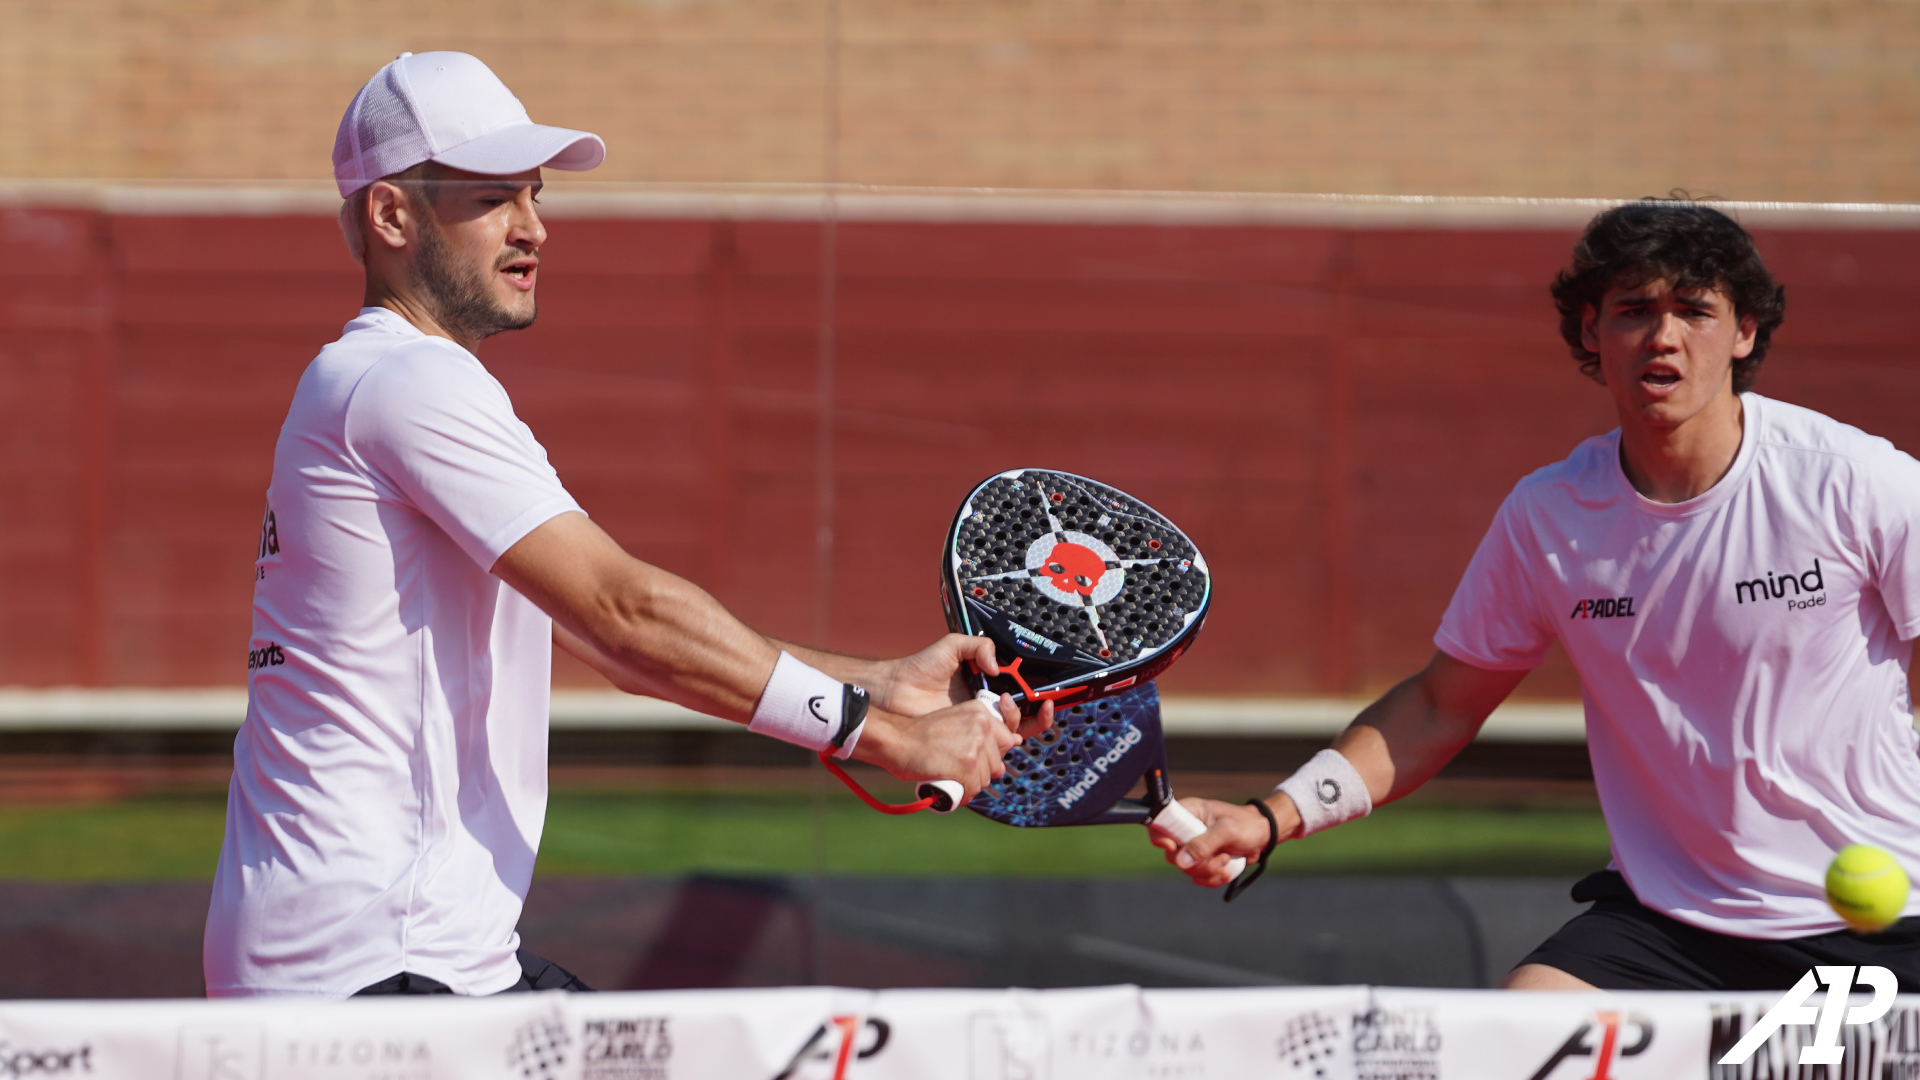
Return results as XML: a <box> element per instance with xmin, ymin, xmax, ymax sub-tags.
<box><xmin>2</xmin><ymin>984</ymin><xmax>1915</xmax><ymax>1080</ymax></box>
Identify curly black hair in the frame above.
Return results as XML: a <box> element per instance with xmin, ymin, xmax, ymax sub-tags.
<box><xmin>1550</xmin><ymin>198</ymin><xmax>1787</xmax><ymax>393</ymax></box>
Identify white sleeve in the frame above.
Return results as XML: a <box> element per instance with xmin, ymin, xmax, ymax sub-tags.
<box><xmin>344</xmin><ymin>342</ymin><xmax>583</xmax><ymax>570</ymax></box>
<box><xmin>1860</xmin><ymin>446</ymin><xmax>1920</xmax><ymax>641</ymax></box>
<box><xmin>1432</xmin><ymin>489</ymin><xmax>1557</xmax><ymax>671</ymax></box>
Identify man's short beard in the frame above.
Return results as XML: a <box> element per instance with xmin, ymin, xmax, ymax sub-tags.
<box><xmin>411</xmin><ymin>211</ymin><xmax>536</xmax><ymax>342</ymax></box>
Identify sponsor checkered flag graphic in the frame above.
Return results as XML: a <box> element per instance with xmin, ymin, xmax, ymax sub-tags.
<box><xmin>1277</xmin><ymin>1012</ymin><xmax>1342</xmax><ymax>1079</ymax></box>
<box><xmin>506</xmin><ymin>1009</ymin><xmax>573</xmax><ymax>1080</ymax></box>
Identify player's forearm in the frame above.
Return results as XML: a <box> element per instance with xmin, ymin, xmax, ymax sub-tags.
<box><xmin>571</xmin><ymin>570</ymin><xmax>781</xmax><ymax>721</ymax></box>
<box><xmin>1322</xmin><ymin>651</ymin><xmax>1519</xmax><ymax>807</ymax></box>
<box><xmin>498</xmin><ymin>514</ymin><xmax>784</xmax><ymax>720</ymax></box>
<box><xmin>1329</xmin><ymin>675</ymin><xmax>1477</xmax><ymax>805</ymax></box>
<box><xmin>766</xmin><ymin>640</ymin><xmax>888</xmax><ymax>690</ymax></box>
<box><xmin>1249</xmin><ymin>669</ymin><xmax>1483</xmax><ymax>844</ymax></box>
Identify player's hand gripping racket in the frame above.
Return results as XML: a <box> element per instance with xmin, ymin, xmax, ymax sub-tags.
<box><xmin>818</xmin><ymin>468</ymin><xmax>1257</xmax><ymax>897</ymax></box>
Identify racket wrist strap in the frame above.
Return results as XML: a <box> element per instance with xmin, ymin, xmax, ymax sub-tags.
<box><xmin>749</xmin><ymin>651</ymin><xmax>868</xmax><ymax>760</ymax></box>
<box><xmin>1223</xmin><ymin>797</ymin><xmax>1280</xmax><ymax>903</ymax></box>
<box><xmin>1274</xmin><ymin>748</ymin><xmax>1371</xmax><ymax>837</ymax></box>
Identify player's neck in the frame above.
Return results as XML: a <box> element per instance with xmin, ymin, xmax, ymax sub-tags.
<box><xmin>1616</xmin><ymin>389</ymin><xmax>1745</xmax><ymax>504</ymax></box>
<box><xmin>362</xmin><ymin>278</ymin><xmax>478</xmax><ymax>354</ymax></box>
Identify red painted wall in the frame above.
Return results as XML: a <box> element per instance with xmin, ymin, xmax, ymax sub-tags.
<box><xmin>4</xmin><ymin>208</ymin><xmax>1916</xmax><ymax>696</ymax></box>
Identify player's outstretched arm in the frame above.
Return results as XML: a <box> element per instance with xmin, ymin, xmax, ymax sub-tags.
<box><xmin>494</xmin><ymin>511</ymin><xmax>1025</xmax><ymax>797</ymax></box>
<box><xmin>1152</xmin><ymin>650</ymin><xmax>1527</xmax><ymax>887</ymax></box>
<box><xmin>772</xmin><ymin>634</ymin><xmax>1054</xmax><ymax>739</ymax></box>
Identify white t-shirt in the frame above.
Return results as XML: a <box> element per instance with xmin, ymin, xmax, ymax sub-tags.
<box><xmin>205</xmin><ymin>308</ymin><xmax>582</xmax><ymax>996</ymax></box>
<box><xmin>1437</xmin><ymin>393</ymin><xmax>1920</xmax><ymax>938</ymax></box>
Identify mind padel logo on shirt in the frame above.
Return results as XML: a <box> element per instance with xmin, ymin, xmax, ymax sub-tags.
<box><xmin>1734</xmin><ymin>559</ymin><xmax>1825</xmax><ymax>608</ymax></box>
<box><xmin>1569</xmin><ymin>596</ymin><xmax>1636</xmax><ymax>619</ymax></box>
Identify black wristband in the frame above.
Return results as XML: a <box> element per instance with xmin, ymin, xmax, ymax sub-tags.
<box><xmin>1223</xmin><ymin>798</ymin><xmax>1280</xmax><ymax>903</ymax></box>
<box><xmin>830</xmin><ymin>684</ymin><xmax>870</xmax><ymax>750</ymax></box>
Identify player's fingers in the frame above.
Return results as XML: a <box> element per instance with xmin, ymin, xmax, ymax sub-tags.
<box><xmin>994</xmin><ymin>692</ymin><xmax>1020</xmax><ymax>731</ymax></box>
<box><xmin>978</xmin><ymin>736</ymin><xmax>1007</xmax><ymax>788</ymax></box>
<box><xmin>1194</xmin><ymin>856</ymin><xmax>1239</xmax><ymax>889</ymax></box>
<box><xmin>1016</xmin><ymin>700</ymin><xmax>1055</xmax><ymax>740</ymax></box>
<box><xmin>968</xmin><ymin>637</ymin><xmax>1001</xmax><ymax>677</ymax></box>
<box><xmin>1170</xmin><ymin>799</ymin><xmax>1234</xmax><ymax>870</ymax></box>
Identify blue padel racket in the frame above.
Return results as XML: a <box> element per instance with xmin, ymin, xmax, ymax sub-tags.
<box><xmin>965</xmin><ymin>681</ymin><xmax>1242</xmax><ymax>887</ymax></box>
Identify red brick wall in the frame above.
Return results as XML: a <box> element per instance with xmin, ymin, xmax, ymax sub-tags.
<box><xmin>7</xmin><ymin>1</ymin><xmax>1919</xmax><ymax>201</ymax></box>
<box><xmin>4</xmin><ymin>205</ymin><xmax>1916</xmax><ymax>696</ymax></box>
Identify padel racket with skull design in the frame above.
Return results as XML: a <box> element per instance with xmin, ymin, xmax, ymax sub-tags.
<box><xmin>947</xmin><ymin>470</ymin><xmax>1245</xmax><ymax>887</ymax></box>
<box><xmin>818</xmin><ymin>469</ymin><xmax>1251</xmax><ymax>894</ymax></box>
<box><xmin>939</xmin><ymin>469</ymin><xmax>1211</xmax><ymax>714</ymax></box>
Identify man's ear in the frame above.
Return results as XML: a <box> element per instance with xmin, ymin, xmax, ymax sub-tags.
<box><xmin>1579</xmin><ymin>303</ymin><xmax>1602</xmax><ymax>355</ymax></box>
<box><xmin>1732</xmin><ymin>313</ymin><xmax>1759</xmax><ymax>359</ymax></box>
<box><xmin>364</xmin><ymin>181</ymin><xmax>414</xmax><ymax>253</ymax></box>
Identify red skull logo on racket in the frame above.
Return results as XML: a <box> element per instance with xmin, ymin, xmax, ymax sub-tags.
<box><xmin>1026</xmin><ymin>531</ymin><xmax>1125</xmax><ymax>607</ymax></box>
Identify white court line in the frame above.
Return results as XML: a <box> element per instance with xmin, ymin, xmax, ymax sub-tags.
<box><xmin>2</xmin><ymin>180</ymin><xmax>1917</xmax><ymax>229</ymax></box>
<box><xmin>0</xmin><ymin>687</ymin><xmax>1587</xmax><ymax>741</ymax></box>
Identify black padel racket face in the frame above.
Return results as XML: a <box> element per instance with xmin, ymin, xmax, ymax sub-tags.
<box><xmin>941</xmin><ymin>469</ymin><xmax>1211</xmax><ymax>715</ymax></box>
<box><xmin>968</xmin><ymin>681</ymin><xmax>1172</xmax><ymax>828</ymax></box>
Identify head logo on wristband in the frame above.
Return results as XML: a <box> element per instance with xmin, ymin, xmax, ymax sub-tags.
<box><xmin>749</xmin><ymin>652</ymin><xmax>869</xmax><ymax>760</ymax></box>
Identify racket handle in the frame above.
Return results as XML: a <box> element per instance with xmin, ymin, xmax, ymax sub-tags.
<box><xmin>915</xmin><ymin>779</ymin><xmax>964</xmax><ymax>814</ymax></box>
<box><xmin>908</xmin><ymin>694</ymin><xmax>1002</xmax><ymax>816</ymax></box>
<box><xmin>1150</xmin><ymin>801</ymin><xmax>1248</xmax><ymax>880</ymax></box>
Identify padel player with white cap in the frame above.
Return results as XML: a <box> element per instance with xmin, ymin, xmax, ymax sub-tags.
<box><xmin>1158</xmin><ymin>200</ymin><xmax>1920</xmax><ymax>990</ymax></box>
<box><xmin>205</xmin><ymin>52</ymin><xmax>1049</xmax><ymax>998</ymax></box>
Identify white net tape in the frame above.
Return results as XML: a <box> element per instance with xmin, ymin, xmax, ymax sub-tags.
<box><xmin>2</xmin><ymin>983</ymin><xmax>1912</xmax><ymax>1078</ymax></box>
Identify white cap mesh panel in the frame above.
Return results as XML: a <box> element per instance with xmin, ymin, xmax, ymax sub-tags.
<box><xmin>331</xmin><ymin>52</ymin><xmax>603</xmax><ymax>198</ymax></box>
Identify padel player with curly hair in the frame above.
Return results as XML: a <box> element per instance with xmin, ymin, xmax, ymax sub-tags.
<box><xmin>205</xmin><ymin>52</ymin><xmax>1049</xmax><ymax>998</ymax></box>
<box><xmin>1158</xmin><ymin>199</ymin><xmax>1920</xmax><ymax>990</ymax></box>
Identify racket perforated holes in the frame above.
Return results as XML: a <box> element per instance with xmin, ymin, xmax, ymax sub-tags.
<box><xmin>953</xmin><ymin>474</ymin><xmax>1206</xmax><ymax>660</ymax></box>
<box><xmin>969</xmin><ymin>686</ymin><xmax>1161</xmax><ymax>827</ymax></box>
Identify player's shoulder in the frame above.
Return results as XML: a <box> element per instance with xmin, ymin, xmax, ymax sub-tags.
<box><xmin>339</xmin><ymin>319</ymin><xmax>503</xmax><ymax>414</ymax></box>
<box><xmin>1747</xmin><ymin>393</ymin><xmax>1911</xmax><ymax>472</ymax></box>
<box><xmin>298</xmin><ymin>309</ymin><xmax>475</xmax><ymax>395</ymax></box>
<box><xmin>1502</xmin><ymin>429</ymin><xmax>1623</xmax><ymax>509</ymax></box>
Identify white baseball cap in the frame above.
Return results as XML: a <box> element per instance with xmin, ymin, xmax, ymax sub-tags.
<box><xmin>332</xmin><ymin>52</ymin><xmax>605</xmax><ymax>198</ymax></box>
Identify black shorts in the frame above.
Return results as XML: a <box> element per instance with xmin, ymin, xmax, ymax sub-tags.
<box><xmin>1520</xmin><ymin>870</ymin><xmax>1920</xmax><ymax>992</ymax></box>
<box><xmin>353</xmin><ymin>948</ymin><xmax>593</xmax><ymax>995</ymax></box>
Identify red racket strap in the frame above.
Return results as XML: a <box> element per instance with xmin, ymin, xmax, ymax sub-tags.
<box><xmin>817</xmin><ymin>751</ymin><xmax>938</xmax><ymax>815</ymax></box>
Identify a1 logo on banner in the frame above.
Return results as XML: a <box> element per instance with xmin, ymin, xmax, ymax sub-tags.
<box><xmin>1527</xmin><ymin>1010</ymin><xmax>1653</xmax><ymax>1080</ymax></box>
<box><xmin>1716</xmin><ymin>965</ymin><xmax>1898</xmax><ymax>1068</ymax></box>
<box><xmin>773</xmin><ymin>1015</ymin><xmax>891</xmax><ymax>1080</ymax></box>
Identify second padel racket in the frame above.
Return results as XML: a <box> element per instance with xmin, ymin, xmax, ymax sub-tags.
<box><xmin>939</xmin><ymin>469</ymin><xmax>1211</xmax><ymax>715</ymax></box>
<box><xmin>967</xmin><ymin>679</ymin><xmax>1248</xmax><ymax>890</ymax></box>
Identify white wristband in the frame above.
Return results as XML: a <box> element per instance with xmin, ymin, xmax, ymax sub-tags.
<box><xmin>749</xmin><ymin>652</ymin><xmax>868</xmax><ymax>760</ymax></box>
<box><xmin>1274</xmin><ymin>748</ymin><xmax>1372</xmax><ymax>837</ymax></box>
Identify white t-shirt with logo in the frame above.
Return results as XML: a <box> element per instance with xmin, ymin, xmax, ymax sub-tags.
<box><xmin>1437</xmin><ymin>393</ymin><xmax>1920</xmax><ymax>938</ymax></box>
<box><xmin>205</xmin><ymin>308</ymin><xmax>582</xmax><ymax>996</ymax></box>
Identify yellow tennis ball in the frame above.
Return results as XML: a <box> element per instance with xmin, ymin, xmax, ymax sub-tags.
<box><xmin>1826</xmin><ymin>844</ymin><xmax>1910</xmax><ymax>933</ymax></box>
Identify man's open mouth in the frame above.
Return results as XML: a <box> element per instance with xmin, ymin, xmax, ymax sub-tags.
<box><xmin>1642</xmin><ymin>366</ymin><xmax>1680</xmax><ymax>388</ymax></box>
<box><xmin>499</xmin><ymin>258</ymin><xmax>538</xmax><ymax>289</ymax></box>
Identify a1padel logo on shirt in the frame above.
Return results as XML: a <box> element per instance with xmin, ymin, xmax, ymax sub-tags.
<box><xmin>1570</xmin><ymin>596</ymin><xmax>1636</xmax><ymax>619</ymax></box>
<box><xmin>1733</xmin><ymin>559</ymin><xmax>1824</xmax><ymax>609</ymax></box>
